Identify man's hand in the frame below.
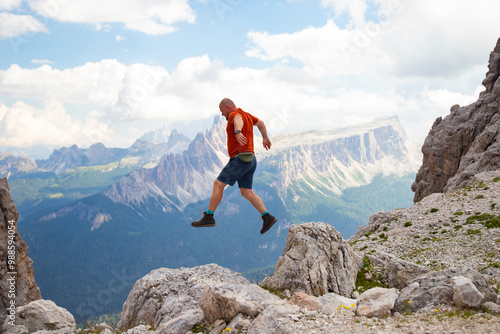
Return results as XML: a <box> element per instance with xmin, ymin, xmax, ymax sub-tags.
<box><xmin>263</xmin><ymin>137</ymin><xmax>272</xmax><ymax>150</ymax></box>
<box><xmin>236</xmin><ymin>132</ymin><xmax>248</xmax><ymax>146</ymax></box>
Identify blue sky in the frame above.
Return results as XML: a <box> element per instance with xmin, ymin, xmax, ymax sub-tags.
<box><xmin>1</xmin><ymin>0</ymin><xmax>500</xmax><ymax>157</ymax></box>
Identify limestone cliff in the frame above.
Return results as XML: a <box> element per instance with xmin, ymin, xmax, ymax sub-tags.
<box><xmin>0</xmin><ymin>178</ymin><xmax>41</xmax><ymax>324</ymax></box>
<box><xmin>412</xmin><ymin>38</ymin><xmax>500</xmax><ymax>202</ymax></box>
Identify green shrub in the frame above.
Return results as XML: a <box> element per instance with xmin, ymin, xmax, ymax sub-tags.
<box><xmin>466</xmin><ymin>213</ymin><xmax>500</xmax><ymax>228</ymax></box>
<box><xmin>485</xmin><ymin>216</ymin><xmax>500</xmax><ymax>229</ymax></box>
<box><xmin>404</xmin><ymin>222</ymin><xmax>412</xmax><ymax>227</ymax></box>
<box><xmin>355</xmin><ymin>256</ymin><xmax>388</xmax><ymax>294</ymax></box>
<box><xmin>466</xmin><ymin>229</ymin><xmax>482</xmax><ymax>235</ymax></box>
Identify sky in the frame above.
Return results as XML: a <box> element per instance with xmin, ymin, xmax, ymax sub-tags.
<box><xmin>1</xmin><ymin>0</ymin><xmax>499</xmax><ymax>158</ymax></box>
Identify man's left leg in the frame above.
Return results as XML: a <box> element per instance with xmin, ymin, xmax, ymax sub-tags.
<box><xmin>240</xmin><ymin>188</ymin><xmax>266</xmax><ymax>214</ymax></box>
<box><xmin>240</xmin><ymin>188</ymin><xmax>277</xmax><ymax>234</ymax></box>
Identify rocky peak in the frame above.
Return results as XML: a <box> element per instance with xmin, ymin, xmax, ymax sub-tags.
<box><xmin>0</xmin><ymin>178</ymin><xmax>41</xmax><ymax>324</ymax></box>
<box><xmin>482</xmin><ymin>38</ymin><xmax>500</xmax><ymax>93</ymax></box>
<box><xmin>36</xmin><ymin>142</ymin><xmax>130</xmax><ymax>174</ymax></box>
<box><xmin>36</xmin><ymin>144</ymin><xmax>87</xmax><ymax>174</ymax></box>
<box><xmin>260</xmin><ymin>116</ymin><xmax>420</xmax><ymax>196</ymax></box>
<box><xmin>0</xmin><ymin>152</ymin><xmax>39</xmax><ymax>178</ymax></box>
<box><xmin>412</xmin><ymin>38</ymin><xmax>500</xmax><ymax>202</ymax></box>
<box><xmin>139</xmin><ymin>124</ymin><xmax>171</xmax><ymax>144</ymax></box>
<box><xmin>104</xmin><ymin>117</ymin><xmax>227</xmax><ymax>209</ymax></box>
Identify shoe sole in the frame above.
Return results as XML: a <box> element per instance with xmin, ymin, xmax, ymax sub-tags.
<box><xmin>191</xmin><ymin>223</ymin><xmax>215</xmax><ymax>228</ymax></box>
<box><xmin>260</xmin><ymin>218</ymin><xmax>277</xmax><ymax>234</ymax></box>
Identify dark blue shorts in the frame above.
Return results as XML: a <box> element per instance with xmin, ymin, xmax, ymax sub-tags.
<box><xmin>217</xmin><ymin>156</ymin><xmax>257</xmax><ymax>189</ymax></box>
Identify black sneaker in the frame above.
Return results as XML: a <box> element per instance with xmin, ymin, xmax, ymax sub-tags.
<box><xmin>260</xmin><ymin>213</ymin><xmax>277</xmax><ymax>234</ymax></box>
<box><xmin>191</xmin><ymin>212</ymin><xmax>216</xmax><ymax>228</ymax></box>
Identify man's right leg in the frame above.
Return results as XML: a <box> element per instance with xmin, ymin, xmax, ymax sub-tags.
<box><xmin>208</xmin><ymin>179</ymin><xmax>227</xmax><ymax>212</ymax></box>
<box><xmin>191</xmin><ymin>179</ymin><xmax>227</xmax><ymax>228</ymax></box>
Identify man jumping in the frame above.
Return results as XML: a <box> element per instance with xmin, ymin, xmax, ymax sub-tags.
<box><xmin>191</xmin><ymin>98</ymin><xmax>278</xmax><ymax>234</ymax></box>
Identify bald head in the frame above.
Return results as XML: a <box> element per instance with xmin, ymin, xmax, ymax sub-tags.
<box><xmin>219</xmin><ymin>98</ymin><xmax>236</xmax><ymax>110</ymax></box>
<box><xmin>219</xmin><ymin>98</ymin><xmax>237</xmax><ymax>120</ymax></box>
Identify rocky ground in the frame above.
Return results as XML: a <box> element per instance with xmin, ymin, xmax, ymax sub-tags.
<box><xmin>257</xmin><ymin>309</ymin><xmax>500</xmax><ymax>334</ymax></box>
<box><xmin>350</xmin><ymin>171</ymin><xmax>500</xmax><ymax>282</ymax></box>
<box><xmin>283</xmin><ymin>171</ymin><xmax>500</xmax><ymax>334</ymax></box>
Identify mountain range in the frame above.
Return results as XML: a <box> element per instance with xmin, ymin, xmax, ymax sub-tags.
<box><xmin>2</xmin><ymin>115</ymin><xmax>419</xmax><ymax>319</ymax></box>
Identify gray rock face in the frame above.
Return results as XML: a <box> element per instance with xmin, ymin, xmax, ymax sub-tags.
<box><xmin>116</xmin><ymin>263</ymin><xmax>249</xmax><ymax>331</ymax></box>
<box><xmin>412</xmin><ymin>38</ymin><xmax>500</xmax><ymax>202</ymax></box>
<box><xmin>394</xmin><ymin>268</ymin><xmax>496</xmax><ymax>312</ymax></box>
<box><xmin>261</xmin><ymin>222</ymin><xmax>361</xmax><ymax>297</ymax></box>
<box><xmin>1</xmin><ymin>299</ymin><xmax>76</xmax><ymax>333</ymax></box>
<box><xmin>0</xmin><ymin>178</ymin><xmax>41</xmax><ymax>325</ymax></box>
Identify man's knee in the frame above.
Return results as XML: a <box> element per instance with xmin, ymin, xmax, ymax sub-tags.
<box><xmin>240</xmin><ymin>188</ymin><xmax>253</xmax><ymax>199</ymax></box>
<box><xmin>214</xmin><ymin>179</ymin><xmax>227</xmax><ymax>190</ymax></box>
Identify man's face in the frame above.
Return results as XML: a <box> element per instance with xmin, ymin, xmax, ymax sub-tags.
<box><xmin>220</xmin><ymin>104</ymin><xmax>230</xmax><ymax>120</ymax></box>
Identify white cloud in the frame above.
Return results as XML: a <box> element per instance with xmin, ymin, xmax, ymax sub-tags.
<box><xmin>0</xmin><ymin>100</ymin><xmax>114</xmax><ymax>148</ymax></box>
<box><xmin>0</xmin><ymin>61</ymin><xmax>127</xmax><ymax>105</ymax></box>
<box><xmin>0</xmin><ymin>48</ymin><xmax>490</xmax><ymax>149</ymax></box>
<box><xmin>31</xmin><ymin>58</ymin><xmax>53</xmax><ymax>64</ymax></box>
<box><xmin>247</xmin><ymin>0</ymin><xmax>500</xmax><ymax>82</ymax></box>
<box><xmin>27</xmin><ymin>0</ymin><xmax>196</xmax><ymax>35</ymax></box>
<box><xmin>0</xmin><ymin>0</ymin><xmax>23</xmax><ymax>10</ymax></box>
<box><xmin>379</xmin><ymin>0</ymin><xmax>500</xmax><ymax>78</ymax></box>
<box><xmin>321</xmin><ymin>0</ymin><xmax>368</xmax><ymax>27</ymax></box>
<box><xmin>115</xmin><ymin>34</ymin><xmax>126</xmax><ymax>41</ymax></box>
<box><xmin>0</xmin><ymin>12</ymin><xmax>49</xmax><ymax>39</ymax></box>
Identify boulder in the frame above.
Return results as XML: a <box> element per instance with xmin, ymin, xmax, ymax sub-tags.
<box><xmin>155</xmin><ymin>309</ymin><xmax>204</xmax><ymax>334</ymax></box>
<box><xmin>357</xmin><ymin>287</ymin><xmax>399</xmax><ymax>318</ymax></box>
<box><xmin>246</xmin><ymin>304</ymin><xmax>299</xmax><ymax>334</ymax></box>
<box><xmin>394</xmin><ymin>268</ymin><xmax>497</xmax><ymax>312</ymax></box>
<box><xmin>261</xmin><ymin>222</ymin><xmax>361</xmax><ymax>297</ymax></box>
<box><xmin>318</xmin><ymin>293</ymin><xmax>357</xmax><ymax>315</ymax></box>
<box><xmin>227</xmin><ymin>313</ymin><xmax>252</xmax><ymax>331</ymax></box>
<box><xmin>289</xmin><ymin>292</ymin><xmax>321</xmax><ymax>312</ymax></box>
<box><xmin>367</xmin><ymin>251</ymin><xmax>430</xmax><ymax>289</ymax></box>
<box><xmin>1</xmin><ymin>299</ymin><xmax>75</xmax><ymax>333</ymax></box>
<box><xmin>198</xmin><ymin>283</ymin><xmax>281</xmax><ymax>323</ymax></box>
<box><xmin>116</xmin><ymin>264</ymin><xmax>249</xmax><ymax>331</ymax></box>
<box><xmin>452</xmin><ymin>276</ymin><xmax>484</xmax><ymax>308</ymax></box>
<box><xmin>483</xmin><ymin>301</ymin><xmax>500</xmax><ymax>315</ymax></box>
<box><xmin>123</xmin><ymin>324</ymin><xmax>151</xmax><ymax>334</ymax></box>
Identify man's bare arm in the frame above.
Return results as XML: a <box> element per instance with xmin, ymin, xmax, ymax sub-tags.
<box><xmin>233</xmin><ymin>115</ymin><xmax>247</xmax><ymax>146</ymax></box>
<box><xmin>255</xmin><ymin>119</ymin><xmax>271</xmax><ymax>150</ymax></box>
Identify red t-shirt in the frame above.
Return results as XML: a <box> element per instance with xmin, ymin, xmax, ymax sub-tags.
<box><xmin>226</xmin><ymin>108</ymin><xmax>259</xmax><ymax>158</ymax></box>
